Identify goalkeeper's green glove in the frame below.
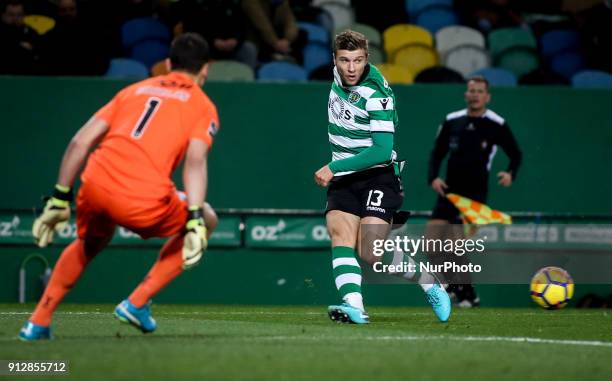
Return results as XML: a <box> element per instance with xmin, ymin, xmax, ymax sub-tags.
<box><xmin>32</xmin><ymin>185</ymin><xmax>72</xmax><ymax>248</ymax></box>
<box><xmin>182</xmin><ymin>205</ymin><xmax>208</xmax><ymax>270</ymax></box>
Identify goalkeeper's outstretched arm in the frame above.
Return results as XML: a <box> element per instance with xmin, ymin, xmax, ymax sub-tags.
<box><xmin>181</xmin><ymin>138</ymin><xmax>209</xmax><ymax>269</ymax></box>
<box><xmin>56</xmin><ymin>117</ymin><xmax>109</xmax><ymax>188</ymax></box>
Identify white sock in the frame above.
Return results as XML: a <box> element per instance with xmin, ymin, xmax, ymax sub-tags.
<box><xmin>344</xmin><ymin>292</ymin><xmax>365</xmax><ymax>312</ymax></box>
<box><xmin>391</xmin><ymin>249</ymin><xmax>436</xmax><ymax>292</ymax></box>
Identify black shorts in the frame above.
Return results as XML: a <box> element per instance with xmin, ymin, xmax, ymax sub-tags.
<box><xmin>431</xmin><ymin>188</ymin><xmax>487</xmax><ymax>223</ymax></box>
<box><xmin>326</xmin><ymin>166</ymin><xmax>404</xmax><ymax>223</ymax></box>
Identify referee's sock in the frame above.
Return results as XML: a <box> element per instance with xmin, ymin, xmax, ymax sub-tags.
<box><xmin>388</xmin><ymin>249</ymin><xmax>436</xmax><ymax>292</ymax></box>
<box><xmin>331</xmin><ymin>246</ymin><xmax>365</xmax><ymax>312</ymax></box>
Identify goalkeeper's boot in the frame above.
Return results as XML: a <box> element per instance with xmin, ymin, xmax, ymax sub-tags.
<box><xmin>328</xmin><ymin>303</ymin><xmax>370</xmax><ymax>324</ymax></box>
<box><xmin>18</xmin><ymin>321</ymin><xmax>52</xmax><ymax>341</ymax></box>
<box><xmin>425</xmin><ymin>284</ymin><xmax>452</xmax><ymax>322</ymax></box>
<box><xmin>114</xmin><ymin>299</ymin><xmax>157</xmax><ymax>333</ymax></box>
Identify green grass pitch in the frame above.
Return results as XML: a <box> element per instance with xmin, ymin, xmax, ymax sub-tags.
<box><xmin>1</xmin><ymin>304</ymin><xmax>611</xmax><ymax>381</ymax></box>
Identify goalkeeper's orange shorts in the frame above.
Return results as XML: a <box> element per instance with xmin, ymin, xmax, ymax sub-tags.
<box><xmin>75</xmin><ymin>180</ymin><xmax>188</xmax><ymax>241</ymax></box>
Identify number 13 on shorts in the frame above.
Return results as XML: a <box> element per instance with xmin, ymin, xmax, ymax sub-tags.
<box><xmin>366</xmin><ymin>190</ymin><xmax>384</xmax><ymax>207</ymax></box>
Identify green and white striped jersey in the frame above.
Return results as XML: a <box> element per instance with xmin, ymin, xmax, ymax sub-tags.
<box><xmin>328</xmin><ymin>64</ymin><xmax>399</xmax><ymax>176</ymax></box>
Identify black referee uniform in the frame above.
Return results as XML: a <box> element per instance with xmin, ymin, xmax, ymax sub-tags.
<box><xmin>428</xmin><ymin>108</ymin><xmax>522</xmax><ymax>222</ymax></box>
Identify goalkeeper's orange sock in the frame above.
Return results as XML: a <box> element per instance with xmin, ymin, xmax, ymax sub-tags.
<box><xmin>128</xmin><ymin>235</ymin><xmax>184</xmax><ymax>308</ymax></box>
<box><xmin>31</xmin><ymin>240</ymin><xmax>94</xmax><ymax>327</ymax></box>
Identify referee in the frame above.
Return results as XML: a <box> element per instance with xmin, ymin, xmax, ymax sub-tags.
<box><xmin>427</xmin><ymin>76</ymin><xmax>522</xmax><ymax>307</ymax></box>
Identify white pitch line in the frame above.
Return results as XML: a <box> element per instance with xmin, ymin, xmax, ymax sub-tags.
<box><xmin>254</xmin><ymin>335</ymin><xmax>612</xmax><ymax>348</ymax></box>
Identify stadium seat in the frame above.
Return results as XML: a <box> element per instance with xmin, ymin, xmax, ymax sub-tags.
<box><xmin>130</xmin><ymin>40</ymin><xmax>169</xmax><ymax>69</ymax></box>
<box><xmin>470</xmin><ymin>68</ymin><xmax>517</xmax><ymax>87</ymax></box>
<box><xmin>487</xmin><ymin>27</ymin><xmax>537</xmax><ymax>59</ymax></box>
<box><xmin>303</xmin><ymin>43</ymin><xmax>332</xmax><ymax>74</ymax></box>
<box><xmin>383</xmin><ymin>24</ymin><xmax>433</xmax><ymax>59</ymax></box>
<box><xmin>312</xmin><ymin>0</ymin><xmax>350</xmax><ymax>5</ymax></box>
<box><xmin>406</xmin><ymin>0</ymin><xmax>453</xmax><ymax>17</ymax></box>
<box><xmin>308</xmin><ymin>63</ymin><xmax>334</xmax><ymax>81</ymax></box>
<box><xmin>317</xmin><ymin>1</ymin><xmax>355</xmax><ymax>31</ymax></box>
<box><xmin>375</xmin><ymin>63</ymin><xmax>413</xmax><ymax>84</ymax></box>
<box><xmin>435</xmin><ymin>26</ymin><xmax>485</xmax><ymax>59</ymax></box>
<box><xmin>495</xmin><ymin>48</ymin><xmax>540</xmax><ymax>78</ymax></box>
<box><xmin>208</xmin><ymin>60</ymin><xmax>255</xmax><ymax>81</ymax></box>
<box><xmin>415</xmin><ymin>5</ymin><xmax>458</xmax><ymax>34</ymax></box>
<box><xmin>23</xmin><ymin>15</ymin><xmax>55</xmax><ymax>35</ymax></box>
<box><xmin>443</xmin><ymin>45</ymin><xmax>490</xmax><ymax>77</ymax></box>
<box><xmin>550</xmin><ymin>51</ymin><xmax>585</xmax><ymax>79</ymax></box>
<box><xmin>105</xmin><ymin>58</ymin><xmax>149</xmax><ymax>79</ymax></box>
<box><xmin>519</xmin><ymin>68</ymin><xmax>569</xmax><ymax>86</ymax></box>
<box><xmin>368</xmin><ymin>45</ymin><xmax>385</xmax><ymax>65</ymax></box>
<box><xmin>540</xmin><ymin>29</ymin><xmax>581</xmax><ymax>59</ymax></box>
<box><xmin>339</xmin><ymin>23</ymin><xmax>382</xmax><ymax>47</ymax></box>
<box><xmin>414</xmin><ymin>66</ymin><xmax>464</xmax><ymax>83</ymax></box>
<box><xmin>315</xmin><ymin>8</ymin><xmax>334</xmax><ymax>33</ymax></box>
<box><xmin>298</xmin><ymin>22</ymin><xmax>330</xmax><ymax>45</ymax></box>
<box><xmin>121</xmin><ymin>17</ymin><xmax>170</xmax><ymax>49</ymax></box>
<box><xmin>257</xmin><ymin>62</ymin><xmax>308</xmax><ymax>81</ymax></box>
<box><xmin>392</xmin><ymin>44</ymin><xmax>439</xmax><ymax>76</ymax></box>
<box><xmin>571</xmin><ymin>70</ymin><xmax>612</xmax><ymax>89</ymax></box>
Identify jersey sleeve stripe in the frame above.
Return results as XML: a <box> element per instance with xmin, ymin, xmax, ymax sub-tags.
<box><xmin>368</xmin><ymin>110</ymin><xmax>395</xmax><ymax>121</ymax></box>
<box><xmin>370</xmin><ymin>120</ymin><xmax>395</xmax><ymax>132</ymax></box>
<box><xmin>366</xmin><ymin>97</ymin><xmax>394</xmax><ymax>111</ymax></box>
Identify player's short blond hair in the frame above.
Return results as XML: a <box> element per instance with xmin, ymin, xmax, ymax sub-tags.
<box><xmin>334</xmin><ymin>30</ymin><xmax>369</xmax><ymax>55</ymax></box>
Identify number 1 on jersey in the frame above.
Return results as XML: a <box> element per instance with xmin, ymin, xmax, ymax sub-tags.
<box><xmin>132</xmin><ymin>97</ymin><xmax>162</xmax><ymax>139</ymax></box>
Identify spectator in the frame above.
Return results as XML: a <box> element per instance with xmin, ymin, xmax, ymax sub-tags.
<box><xmin>0</xmin><ymin>0</ymin><xmax>41</xmax><ymax>74</ymax></box>
<box><xmin>42</xmin><ymin>0</ymin><xmax>109</xmax><ymax>75</ymax></box>
<box><xmin>242</xmin><ymin>0</ymin><xmax>306</xmax><ymax>63</ymax></box>
<box><xmin>579</xmin><ymin>0</ymin><xmax>612</xmax><ymax>73</ymax></box>
<box><xmin>456</xmin><ymin>0</ymin><xmax>524</xmax><ymax>33</ymax></box>
<box><xmin>180</xmin><ymin>0</ymin><xmax>257</xmax><ymax>69</ymax></box>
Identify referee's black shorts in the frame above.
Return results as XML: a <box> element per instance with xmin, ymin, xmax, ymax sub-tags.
<box><xmin>325</xmin><ymin>166</ymin><xmax>403</xmax><ymax>223</ymax></box>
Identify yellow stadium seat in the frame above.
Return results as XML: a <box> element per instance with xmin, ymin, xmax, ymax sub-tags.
<box><xmin>383</xmin><ymin>24</ymin><xmax>433</xmax><ymax>58</ymax></box>
<box><xmin>24</xmin><ymin>15</ymin><xmax>55</xmax><ymax>35</ymax></box>
<box><xmin>392</xmin><ymin>44</ymin><xmax>439</xmax><ymax>76</ymax></box>
<box><xmin>375</xmin><ymin>63</ymin><xmax>413</xmax><ymax>85</ymax></box>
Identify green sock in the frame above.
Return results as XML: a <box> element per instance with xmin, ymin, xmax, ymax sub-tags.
<box><xmin>331</xmin><ymin>246</ymin><xmax>364</xmax><ymax>311</ymax></box>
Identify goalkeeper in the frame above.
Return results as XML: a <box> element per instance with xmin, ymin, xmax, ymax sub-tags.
<box><xmin>19</xmin><ymin>33</ymin><xmax>219</xmax><ymax>341</ymax></box>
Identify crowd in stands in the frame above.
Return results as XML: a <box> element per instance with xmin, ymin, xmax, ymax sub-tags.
<box><xmin>1</xmin><ymin>0</ymin><xmax>612</xmax><ymax>87</ymax></box>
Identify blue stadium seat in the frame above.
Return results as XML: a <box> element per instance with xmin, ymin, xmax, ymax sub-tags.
<box><xmin>550</xmin><ymin>51</ymin><xmax>585</xmax><ymax>80</ymax></box>
<box><xmin>105</xmin><ymin>58</ymin><xmax>149</xmax><ymax>79</ymax></box>
<box><xmin>571</xmin><ymin>70</ymin><xmax>612</xmax><ymax>89</ymax></box>
<box><xmin>298</xmin><ymin>22</ymin><xmax>330</xmax><ymax>45</ymax></box>
<box><xmin>257</xmin><ymin>62</ymin><xmax>308</xmax><ymax>81</ymax></box>
<box><xmin>540</xmin><ymin>30</ymin><xmax>581</xmax><ymax>58</ymax></box>
<box><xmin>121</xmin><ymin>17</ymin><xmax>170</xmax><ymax>49</ymax></box>
<box><xmin>303</xmin><ymin>43</ymin><xmax>332</xmax><ymax>74</ymax></box>
<box><xmin>415</xmin><ymin>6</ymin><xmax>458</xmax><ymax>34</ymax></box>
<box><xmin>470</xmin><ymin>68</ymin><xmax>517</xmax><ymax>87</ymax></box>
<box><xmin>406</xmin><ymin>0</ymin><xmax>453</xmax><ymax>17</ymax></box>
<box><xmin>131</xmin><ymin>40</ymin><xmax>170</xmax><ymax>69</ymax></box>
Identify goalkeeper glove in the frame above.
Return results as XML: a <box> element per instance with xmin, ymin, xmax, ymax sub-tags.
<box><xmin>182</xmin><ymin>205</ymin><xmax>208</xmax><ymax>270</ymax></box>
<box><xmin>32</xmin><ymin>185</ymin><xmax>72</xmax><ymax>248</ymax></box>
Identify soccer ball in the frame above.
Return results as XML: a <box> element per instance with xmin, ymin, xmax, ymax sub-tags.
<box><xmin>530</xmin><ymin>266</ymin><xmax>574</xmax><ymax>309</ymax></box>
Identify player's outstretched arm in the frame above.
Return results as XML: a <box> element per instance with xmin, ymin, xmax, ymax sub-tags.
<box><xmin>32</xmin><ymin>117</ymin><xmax>109</xmax><ymax>247</ymax></box>
<box><xmin>181</xmin><ymin>139</ymin><xmax>209</xmax><ymax>269</ymax></box>
<box><xmin>57</xmin><ymin>116</ymin><xmax>109</xmax><ymax>188</ymax></box>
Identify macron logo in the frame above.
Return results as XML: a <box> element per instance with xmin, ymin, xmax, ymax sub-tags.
<box><xmin>379</xmin><ymin>99</ymin><xmax>389</xmax><ymax>109</ymax></box>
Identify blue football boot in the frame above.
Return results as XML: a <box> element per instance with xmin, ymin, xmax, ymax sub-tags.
<box><xmin>425</xmin><ymin>284</ymin><xmax>452</xmax><ymax>322</ymax></box>
<box><xmin>114</xmin><ymin>299</ymin><xmax>157</xmax><ymax>333</ymax></box>
<box><xmin>328</xmin><ymin>303</ymin><xmax>370</xmax><ymax>324</ymax></box>
<box><xmin>18</xmin><ymin>321</ymin><xmax>52</xmax><ymax>341</ymax></box>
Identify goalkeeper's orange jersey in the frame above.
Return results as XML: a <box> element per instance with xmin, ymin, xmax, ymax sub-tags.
<box><xmin>82</xmin><ymin>72</ymin><xmax>219</xmax><ymax>202</ymax></box>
